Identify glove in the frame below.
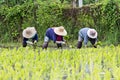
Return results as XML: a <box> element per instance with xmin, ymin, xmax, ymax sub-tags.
<box><xmin>62</xmin><ymin>41</ymin><xmax>65</xmax><ymax>44</ymax></box>
<box><xmin>26</xmin><ymin>41</ymin><xmax>33</xmax><ymax>45</ymax></box>
<box><xmin>33</xmin><ymin>40</ymin><xmax>37</xmax><ymax>49</ymax></box>
<box><xmin>34</xmin><ymin>40</ymin><xmax>37</xmax><ymax>44</ymax></box>
<box><xmin>85</xmin><ymin>45</ymin><xmax>87</xmax><ymax>48</ymax></box>
<box><xmin>56</xmin><ymin>41</ymin><xmax>65</xmax><ymax>44</ymax></box>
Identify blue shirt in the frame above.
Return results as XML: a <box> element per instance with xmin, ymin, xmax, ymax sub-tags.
<box><xmin>45</xmin><ymin>28</ymin><xmax>63</xmax><ymax>43</ymax></box>
<box><xmin>23</xmin><ymin>33</ymin><xmax>38</xmax><ymax>43</ymax></box>
<box><xmin>79</xmin><ymin>28</ymin><xmax>97</xmax><ymax>45</ymax></box>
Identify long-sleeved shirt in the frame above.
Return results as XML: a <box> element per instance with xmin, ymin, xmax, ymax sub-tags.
<box><xmin>79</xmin><ymin>28</ymin><xmax>97</xmax><ymax>45</ymax></box>
<box><xmin>23</xmin><ymin>33</ymin><xmax>38</xmax><ymax>44</ymax></box>
<box><xmin>45</xmin><ymin>28</ymin><xmax>63</xmax><ymax>43</ymax></box>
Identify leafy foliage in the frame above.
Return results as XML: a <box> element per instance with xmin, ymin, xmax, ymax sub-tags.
<box><xmin>0</xmin><ymin>0</ymin><xmax>120</xmax><ymax>45</ymax></box>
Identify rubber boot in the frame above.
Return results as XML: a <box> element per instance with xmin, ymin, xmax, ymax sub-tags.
<box><xmin>42</xmin><ymin>42</ymin><xmax>48</xmax><ymax>49</ymax></box>
<box><xmin>77</xmin><ymin>41</ymin><xmax>82</xmax><ymax>49</ymax></box>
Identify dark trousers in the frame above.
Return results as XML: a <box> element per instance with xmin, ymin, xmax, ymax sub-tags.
<box><xmin>77</xmin><ymin>41</ymin><xmax>82</xmax><ymax>49</ymax></box>
<box><xmin>89</xmin><ymin>38</ymin><xmax>96</xmax><ymax>45</ymax></box>
<box><xmin>89</xmin><ymin>38</ymin><xmax>97</xmax><ymax>48</ymax></box>
<box><xmin>57</xmin><ymin>43</ymin><xmax>62</xmax><ymax>48</ymax></box>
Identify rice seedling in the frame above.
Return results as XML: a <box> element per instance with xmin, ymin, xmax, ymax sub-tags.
<box><xmin>0</xmin><ymin>46</ymin><xmax>120</xmax><ymax>80</ymax></box>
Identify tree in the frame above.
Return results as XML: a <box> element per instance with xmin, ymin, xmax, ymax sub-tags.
<box><xmin>72</xmin><ymin>0</ymin><xmax>77</xmax><ymax>8</ymax></box>
<box><xmin>78</xmin><ymin>0</ymin><xmax>83</xmax><ymax>7</ymax></box>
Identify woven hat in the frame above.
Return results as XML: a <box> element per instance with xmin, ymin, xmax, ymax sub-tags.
<box><xmin>22</xmin><ymin>27</ymin><xmax>37</xmax><ymax>38</ymax></box>
<box><xmin>54</xmin><ymin>26</ymin><xmax>67</xmax><ymax>36</ymax></box>
<box><xmin>87</xmin><ymin>29</ymin><xmax>97</xmax><ymax>39</ymax></box>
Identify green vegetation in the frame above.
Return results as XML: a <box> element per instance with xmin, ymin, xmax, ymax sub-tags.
<box><xmin>0</xmin><ymin>46</ymin><xmax>120</xmax><ymax>80</ymax></box>
<box><xmin>0</xmin><ymin>0</ymin><xmax>120</xmax><ymax>46</ymax></box>
<box><xmin>0</xmin><ymin>1</ymin><xmax>120</xmax><ymax>80</ymax></box>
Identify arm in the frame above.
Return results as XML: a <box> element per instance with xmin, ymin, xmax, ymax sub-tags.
<box><xmin>62</xmin><ymin>36</ymin><xmax>64</xmax><ymax>41</ymax></box>
<box><xmin>56</xmin><ymin>36</ymin><xmax>66</xmax><ymax>44</ymax></box>
<box><xmin>94</xmin><ymin>38</ymin><xmax>97</xmax><ymax>44</ymax></box>
<box><xmin>23</xmin><ymin>38</ymin><xmax>28</xmax><ymax>47</ymax></box>
<box><xmin>93</xmin><ymin>38</ymin><xmax>97</xmax><ymax>48</ymax></box>
<box><xmin>84</xmin><ymin>36</ymin><xmax>88</xmax><ymax>47</ymax></box>
<box><xmin>32</xmin><ymin>33</ymin><xmax>38</xmax><ymax>42</ymax></box>
<box><xmin>23</xmin><ymin>38</ymin><xmax>28</xmax><ymax>44</ymax></box>
<box><xmin>61</xmin><ymin>37</ymin><xmax>65</xmax><ymax>44</ymax></box>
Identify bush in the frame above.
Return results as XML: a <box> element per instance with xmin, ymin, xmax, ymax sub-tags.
<box><xmin>0</xmin><ymin>0</ymin><xmax>119</xmax><ymax>45</ymax></box>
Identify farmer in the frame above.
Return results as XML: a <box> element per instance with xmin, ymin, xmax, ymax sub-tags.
<box><xmin>42</xmin><ymin>26</ymin><xmax>67</xmax><ymax>49</ymax></box>
<box><xmin>77</xmin><ymin>27</ymin><xmax>98</xmax><ymax>49</ymax></box>
<box><xmin>22</xmin><ymin>27</ymin><xmax>38</xmax><ymax>47</ymax></box>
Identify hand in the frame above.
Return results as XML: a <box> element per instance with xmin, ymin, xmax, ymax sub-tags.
<box><xmin>56</xmin><ymin>41</ymin><xmax>62</xmax><ymax>44</ymax></box>
<box><xmin>85</xmin><ymin>45</ymin><xmax>87</xmax><ymax>48</ymax></box>
<box><xmin>93</xmin><ymin>45</ymin><xmax>97</xmax><ymax>48</ymax></box>
<box><xmin>93</xmin><ymin>42</ymin><xmax>97</xmax><ymax>48</ymax></box>
<box><xmin>34</xmin><ymin>40</ymin><xmax>37</xmax><ymax>44</ymax></box>
<box><xmin>33</xmin><ymin>41</ymin><xmax>37</xmax><ymax>49</ymax></box>
<box><xmin>94</xmin><ymin>42</ymin><xmax>97</xmax><ymax>45</ymax></box>
<box><xmin>62</xmin><ymin>42</ymin><xmax>65</xmax><ymax>44</ymax></box>
<box><xmin>56</xmin><ymin>41</ymin><xmax>65</xmax><ymax>44</ymax></box>
<box><xmin>26</xmin><ymin>41</ymin><xmax>33</xmax><ymax>45</ymax></box>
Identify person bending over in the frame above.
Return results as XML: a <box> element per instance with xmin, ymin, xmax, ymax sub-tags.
<box><xmin>77</xmin><ymin>27</ymin><xmax>98</xmax><ymax>49</ymax></box>
<box><xmin>42</xmin><ymin>26</ymin><xmax>67</xmax><ymax>49</ymax></box>
<box><xmin>22</xmin><ymin>27</ymin><xmax>38</xmax><ymax>47</ymax></box>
